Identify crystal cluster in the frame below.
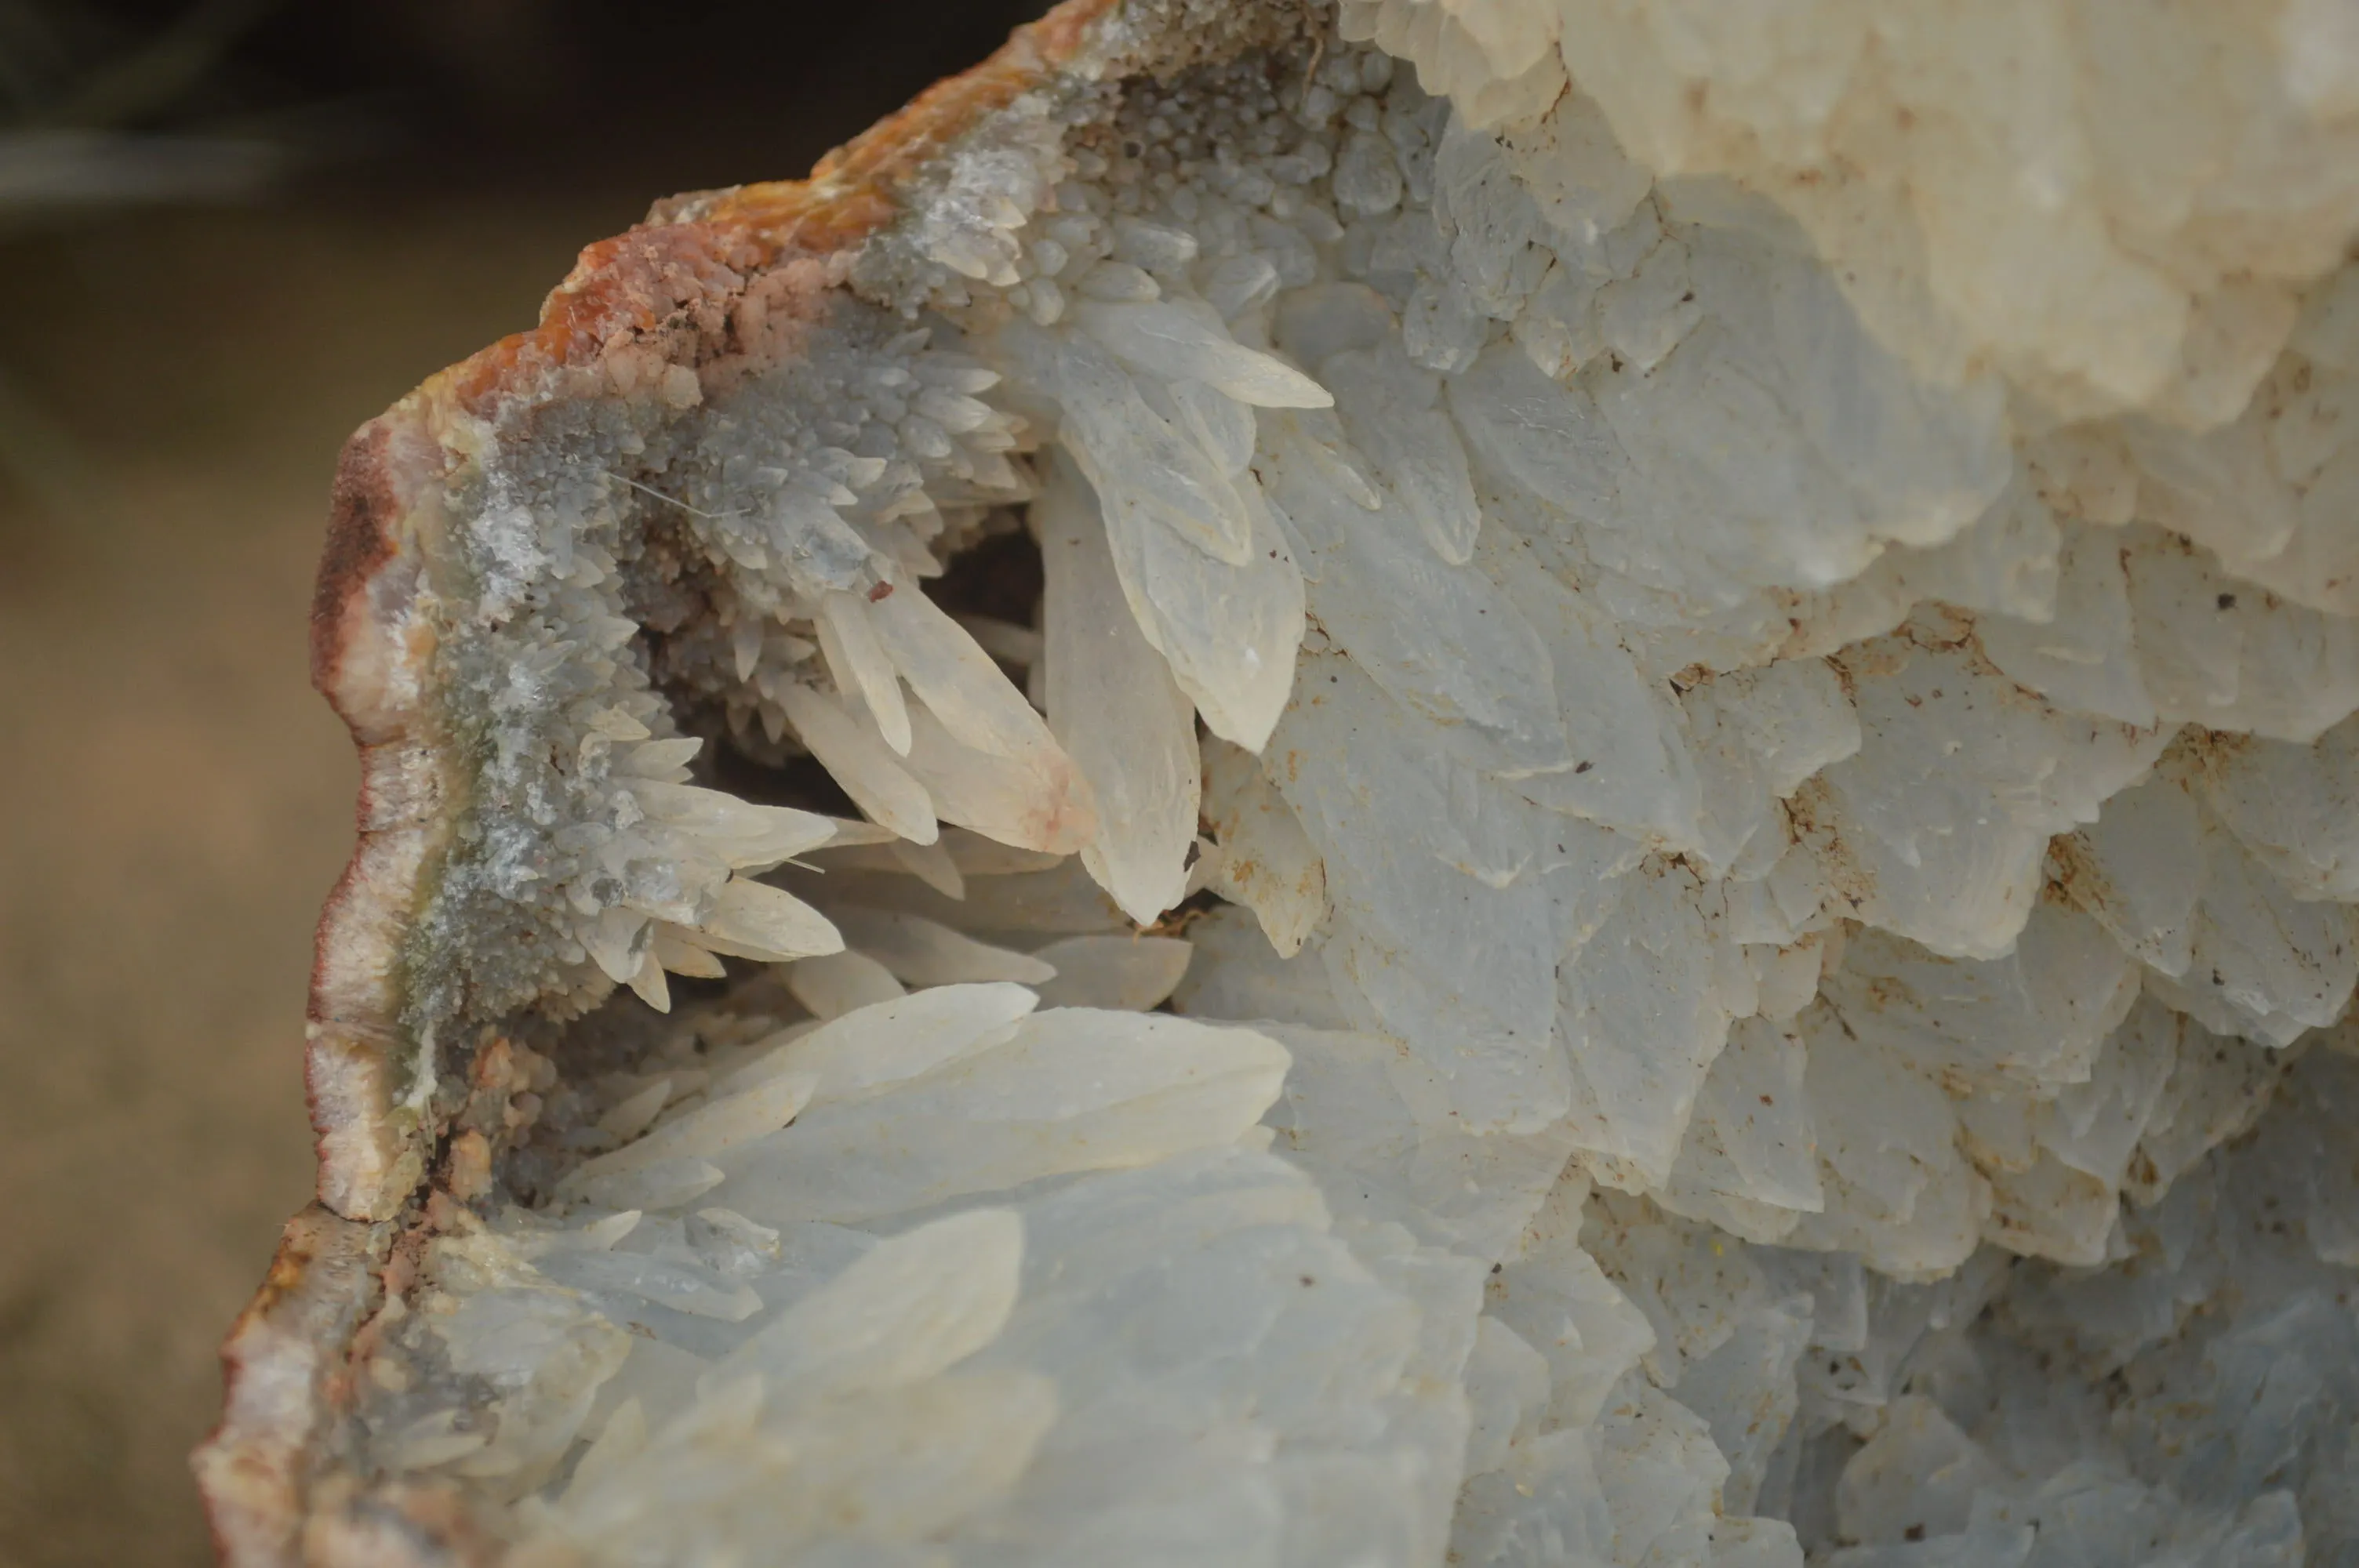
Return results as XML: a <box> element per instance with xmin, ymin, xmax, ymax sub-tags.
<box><xmin>259</xmin><ymin>2</ymin><xmax>2359</xmax><ymax>1564</ymax></box>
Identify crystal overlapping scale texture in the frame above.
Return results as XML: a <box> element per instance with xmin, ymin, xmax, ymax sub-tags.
<box><xmin>373</xmin><ymin>6</ymin><xmax>2359</xmax><ymax>1563</ymax></box>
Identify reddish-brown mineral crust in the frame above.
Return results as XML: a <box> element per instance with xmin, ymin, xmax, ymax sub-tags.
<box><xmin>194</xmin><ymin>1207</ymin><xmax>385</xmax><ymax>1566</ymax></box>
<box><xmin>442</xmin><ymin>0</ymin><xmax>1117</xmax><ymax>416</ymax></box>
<box><xmin>299</xmin><ymin>1475</ymin><xmax>507</xmax><ymax>1568</ymax></box>
<box><xmin>307</xmin><ymin>408</ymin><xmax>452</xmax><ymax>1221</ymax></box>
<box><xmin>312</xmin><ymin>422</ymin><xmax>403</xmax><ymax>698</ymax></box>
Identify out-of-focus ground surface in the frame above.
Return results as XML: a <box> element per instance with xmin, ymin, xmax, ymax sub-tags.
<box><xmin>0</xmin><ymin>3</ymin><xmax>1037</xmax><ymax>1560</ymax></box>
<box><xmin>0</xmin><ymin>198</ymin><xmax>603</xmax><ymax>1566</ymax></box>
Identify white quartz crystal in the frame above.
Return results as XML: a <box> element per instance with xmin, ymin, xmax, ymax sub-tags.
<box><xmin>373</xmin><ymin>3</ymin><xmax>2359</xmax><ymax>1563</ymax></box>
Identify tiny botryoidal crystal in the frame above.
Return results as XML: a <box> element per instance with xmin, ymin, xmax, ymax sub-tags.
<box><xmin>201</xmin><ymin>2</ymin><xmax>2359</xmax><ymax>1565</ymax></box>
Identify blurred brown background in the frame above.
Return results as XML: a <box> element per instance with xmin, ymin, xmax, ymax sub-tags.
<box><xmin>0</xmin><ymin>2</ymin><xmax>1040</xmax><ymax>1560</ymax></box>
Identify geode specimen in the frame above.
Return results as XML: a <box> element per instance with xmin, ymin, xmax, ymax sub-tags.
<box><xmin>198</xmin><ymin>1</ymin><xmax>2359</xmax><ymax>1563</ymax></box>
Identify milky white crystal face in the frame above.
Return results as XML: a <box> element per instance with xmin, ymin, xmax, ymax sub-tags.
<box><xmin>333</xmin><ymin>3</ymin><xmax>2359</xmax><ymax>1564</ymax></box>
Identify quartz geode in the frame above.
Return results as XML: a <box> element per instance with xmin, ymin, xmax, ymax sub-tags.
<box><xmin>198</xmin><ymin>2</ymin><xmax>2359</xmax><ymax>1564</ymax></box>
